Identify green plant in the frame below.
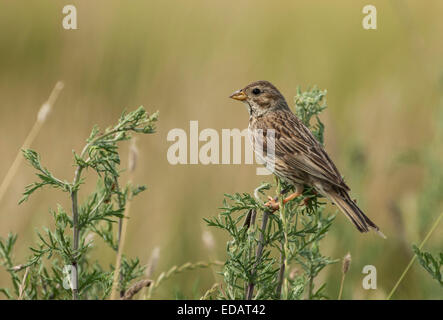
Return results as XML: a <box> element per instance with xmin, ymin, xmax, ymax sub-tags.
<box><xmin>412</xmin><ymin>245</ymin><xmax>442</xmax><ymax>286</ymax></box>
<box><xmin>0</xmin><ymin>107</ymin><xmax>158</xmax><ymax>300</ymax></box>
<box><xmin>387</xmin><ymin>84</ymin><xmax>443</xmax><ymax>299</ymax></box>
<box><xmin>387</xmin><ymin>211</ymin><xmax>442</xmax><ymax>299</ymax></box>
<box><xmin>205</xmin><ymin>87</ymin><xmax>338</xmax><ymax>300</ymax></box>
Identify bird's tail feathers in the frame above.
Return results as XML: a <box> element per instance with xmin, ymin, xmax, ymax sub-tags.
<box><xmin>327</xmin><ymin>190</ymin><xmax>386</xmax><ymax>239</ymax></box>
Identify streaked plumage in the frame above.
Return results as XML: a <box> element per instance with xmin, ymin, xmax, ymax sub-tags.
<box><xmin>230</xmin><ymin>80</ymin><xmax>383</xmax><ymax>236</ymax></box>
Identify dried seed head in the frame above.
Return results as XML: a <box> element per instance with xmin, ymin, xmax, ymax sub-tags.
<box><xmin>128</xmin><ymin>138</ymin><xmax>139</xmax><ymax>173</ymax></box>
<box><xmin>37</xmin><ymin>81</ymin><xmax>64</xmax><ymax>123</ymax></box>
<box><xmin>202</xmin><ymin>230</ymin><xmax>215</xmax><ymax>251</ymax></box>
<box><xmin>37</xmin><ymin>102</ymin><xmax>51</xmax><ymax>123</ymax></box>
<box><xmin>121</xmin><ymin>279</ymin><xmax>152</xmax><ymax>300</ymax></box>
<box><xmin>53</xmin><ymin>81</ymin><xmax>64</xmax><ymax>93</ymax></box>
<box><xmin>342</xmin><ymin>252</ymin><xmax>352</xmax><ymax>274</ymax></box>
<box><xmin>145</xmin><ymin>246</ymin><xmax>160</xmax><ymax>277</ymax></box>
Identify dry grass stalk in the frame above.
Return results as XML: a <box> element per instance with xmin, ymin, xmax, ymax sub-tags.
<box><xmin>338</xmin><ymin>252</ymin><xmax>352</xmax><ymax>300</ymax></box>
<box><xmin>121</xmin><ymin>279</ymin><xmax>152</xmax><ymax>300</ymax></box>
<box><xmin>128</xmin><ymin>138</ymin><xmax>139</xmax><ymax>173</ymax></box>
<box><xmin>202</xmin><ymin>230</ymin><xmax>215</xmax><ymax>251</ymax></box>
<box><xmin>110</xmin><ymin>139</ymin><xmax>139</xmax><ymax>300</ymax></box>
<box><xmin>18</xmin><ymin>267</ymin><xmax>30</xmax><ymax>300</ymax></box>
<box><xmin>145</xmin><ymin>247</ymin><xmax>161</xmax><ymax>278</ymax></box>
<box><xmin>110</xmin><ymin>199</ymin><xmax>132</xmax><ymax>300</ymax></box>
<box><xmin>0</xmin><ymin>81</ymin><xmax>64</xmax><ymax>206</ymax></box>
<box><xmin>146</xmin><ymin>260</ymin><xmax>223</xmax><ymax>299</ymax></box>
<box><xmin>342</xmin><ymin>252</ymin><xmax>352</xmax><ymax>274</ymax></box>
<box><xmin>200</xmin><ymin>283</ymin><xmax>220</xmax><ymax>300</ymax></box>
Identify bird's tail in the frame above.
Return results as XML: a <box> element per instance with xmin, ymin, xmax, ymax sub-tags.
<box><xmin>327</xmin><ymin>189</ymin><xmax>386</xmax><ymax>238</ymax></box>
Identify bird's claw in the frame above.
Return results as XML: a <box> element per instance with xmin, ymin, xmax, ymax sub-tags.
<box><xmin>265</xmin><ymin>196</ymin><xmax>280</xmax><ymax>211</ymax></box>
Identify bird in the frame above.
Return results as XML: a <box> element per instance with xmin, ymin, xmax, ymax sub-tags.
<box><xmin>229</xmin><ymin>80</ymin><xmax>385</xmax><ymax>237</ymax></box>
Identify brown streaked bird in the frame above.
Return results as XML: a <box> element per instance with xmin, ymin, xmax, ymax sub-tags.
<box><xmin>230</xmin><ymin>80</ymin><xmax>385</xmax><ymax>237</ymax></box>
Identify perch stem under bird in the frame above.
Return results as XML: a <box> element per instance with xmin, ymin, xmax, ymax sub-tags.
<box><xmin>230</xmin><ymin>80</ymin><xmax>386</xmax><ymax>238</ymax></box>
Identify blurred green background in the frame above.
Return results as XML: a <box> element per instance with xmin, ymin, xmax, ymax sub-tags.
<box><xmin>0</xmin><ymin>0</ymin><xmax>442</xmax><ymax>299</ymax></box>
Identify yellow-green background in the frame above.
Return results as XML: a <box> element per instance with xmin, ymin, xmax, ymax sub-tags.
<box><xmin>0</xmin><ymin>0</ymin><xmax>442</xmax><ymax>299</ymax></box>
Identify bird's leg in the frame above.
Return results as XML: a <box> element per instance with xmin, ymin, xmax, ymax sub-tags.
<box><xmin>265</xmin><ymin>185</ymin><xmax>304</xmax><ymax>212</ymax></box>
<box><xmin>280</xmin><ymin>185</ymin><xmax>292</xmax><ymax>195</ymax></box>
<box><xmin>283</xmin><ymin>186</ymin><xmax>304</xmax><ymax>203</ymax></box>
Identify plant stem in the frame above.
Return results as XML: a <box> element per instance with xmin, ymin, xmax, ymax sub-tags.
<box><xmin>277</xmin><ymin>179</ymin><xmax>290</xmax><ymax>299</ymax></box>
<box><xmin>113</xmin><ymin>178</ymin><xmax>126</xmax><ymax>297</ymax></box>
<box><xmin>70</xmin><ymin>165</ymin><xmax>83</xmax><ymax>300</ymax></box>
<box><xmin>110</xmin><ymin>199</ymin><xmax>132</xmax><ymax>300</ymax></box>
<box><xmin>114</xmin><ymin>178</ymin><xmax>124</xmax><ymax>246</ymax></box>
<box><xmin>246</xmin><ymin>209</ymin><xmax>270</xmax><ymax>300</ymax></box>
<box><xmin>387</xmin><ymin>211</ymin><xmax>442</xmax><ymax>300</ymax></box>
<box><xmin>276</xmin><ymin>242</ymin><xmax>285</xmax><ymax>299</ymax></box>
<box><xmin>18</xmin><ymin>267</ymin><xmax>30</xmax><ymax>300</ymax></box>
<box><xmin>69</xmin><ymin>127</ymin><xmax>122</xmax><ymax>299</ymax></box>
<box><xmin>308</xmin><ymin>270</ymin><xmax>314</xmax><ymax>299</ymax></box>
<box><xmin>111</xmin><ymin>141</ymin><xmax>137</xmax><ymax>299</ymax></box>
<box><xmin>338</xmin><ymin>273</ymin><xmax>345</xmax><ymax>300</ymax></box>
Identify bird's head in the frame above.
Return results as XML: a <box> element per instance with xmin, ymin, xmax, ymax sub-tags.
<box><xmin>229</xmin><ymin>80</ymin><xmax>289</xmax><ymax>117</ymax></box>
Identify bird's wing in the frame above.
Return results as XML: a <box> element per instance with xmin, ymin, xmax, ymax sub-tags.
<box><xmin>256</xmin><ymin>110</ymin><xmax>350</xmax><ymax>191</ymax></box>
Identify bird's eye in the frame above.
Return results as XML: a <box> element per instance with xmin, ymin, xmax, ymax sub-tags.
<box><xmin>252</xmin><ymin>88</ymin><xmax>261</xmax><ymax>95</ymax></box>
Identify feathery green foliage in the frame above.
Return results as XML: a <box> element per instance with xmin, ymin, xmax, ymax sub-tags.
<box><xmin>0</xmin><ymin>107</ymin><xmax>158</xmax><ymax>299</ymax></box>
<box><xmin>412</xmin><ymin>246</ymin><xmax>442</xmax><ymax>286</ymax></box>
<box><xmin>294</xmin><ymin>86</ymin><xmax>327</xmax><ymax>144</ymax></box>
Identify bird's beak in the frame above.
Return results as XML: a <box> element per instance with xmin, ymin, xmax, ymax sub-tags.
<box><xmin>229</xmin><ymin>90</ymin><xmax>248</xmax><ymax>101</ymax></box>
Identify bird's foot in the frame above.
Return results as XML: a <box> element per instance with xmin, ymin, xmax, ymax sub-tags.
<box><xmin>265</xmin><ymin>191</ymin><xmax>303</xmax><ymax>212</ymax></box>
<box><xmin>265</xmin><ymin>196</ymin><xmax>280</xmax><ymax>211</ymax></box>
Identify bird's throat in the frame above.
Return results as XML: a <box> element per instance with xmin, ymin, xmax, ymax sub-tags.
<box><xmin>244</xmin><ymin>101</ymin><xmax>253</xmax><ymax>116</ymax></box>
